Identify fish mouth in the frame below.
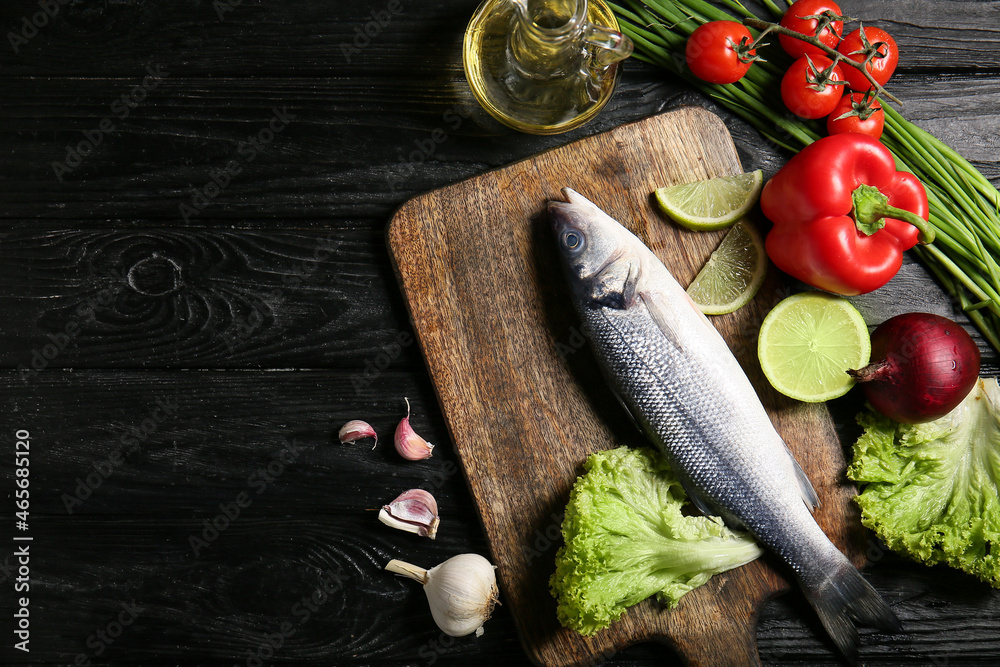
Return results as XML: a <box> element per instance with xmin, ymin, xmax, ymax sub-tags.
<box><xmin>547</xmin><ymin>187</ymin><xmax>588</xmax><ymax>235</ymax></box>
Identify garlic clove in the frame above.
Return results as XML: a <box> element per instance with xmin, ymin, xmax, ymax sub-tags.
<box><xmin>385</xmin><ymin>553</ymin><xmax>498</xmax><ymax>637</ymax></box>
<box><xmin>339</xmin><ymin>420</ymin><xmax>378</xmax><ymax>449</ymax></box>
<box><xmin>379</xmin><ymin>488</ymin><xmax>440</xmax><ymax>539</ymax></box>
<box><xmin>394</xmin><ymin>397</ymin><xmax>434</xmax><ymax>460</ymax></box>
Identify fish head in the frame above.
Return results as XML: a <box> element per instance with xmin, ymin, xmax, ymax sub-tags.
<box><xmin>548</xmin><ymin>188</ymin><xmax>639</xmax><ymax>309</ymax></box>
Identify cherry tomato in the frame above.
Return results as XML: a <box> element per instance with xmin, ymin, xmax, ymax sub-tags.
<box><xmin>778</xmin><ymin>0</ymin><xmax>845</xmax><ymax>59</ymax></box>
<box><xmin>837</xmin><ymin>26</ymin><xmax>899</xmax><ymax>91</ymax></box>
<box><xmin>781</xmin><ymin>55</ymin><xmax>847</xmax><ymax>119</ymax></box>
<box><xmin>826</xmin><ymin>92</ymin><xmax>885</xmax><ymax>139</ymax></box>
<box><xmin>685</xmin><ymin>21</ymin><xmax>757</xmax><ymax>84</ymax></box>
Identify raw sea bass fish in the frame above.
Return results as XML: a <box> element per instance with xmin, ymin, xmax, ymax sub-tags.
<box><xmin>548</xmin><ymin>188</ymin><xmax>900</xmax><ymax>661</ymax></box>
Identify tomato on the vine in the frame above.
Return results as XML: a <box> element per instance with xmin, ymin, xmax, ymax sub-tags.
<box><xmin>837</xmin><ymin>26</ymin><xmax>899</xmax><ymax>91</ymax></box>
<box><xmin>826</xmin><ymin>92</ymin><xmax>884</xmax><ymax>139</ymax></box>
<box><xmin>781</xmin><ymin>55</ymin><xmax>847</xmax><ymax>119</ymax></box>
<box><xmin>685</xmin><ymin>20</ymin><xmax>758</xmax><ymax>85</ymax></box>
<box><xmin>778</xmin><ymin>0</ymin><xmax>845</xmax><ymax>59</ymax></box>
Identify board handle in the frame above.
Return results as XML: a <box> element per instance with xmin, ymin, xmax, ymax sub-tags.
<box><xmin>667</xmin><ymin>610</ymin><xmax>762</xmax><ymax>667</ymax></box>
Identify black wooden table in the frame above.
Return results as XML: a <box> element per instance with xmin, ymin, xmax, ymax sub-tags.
<box><xmin>1</xmin><ymin>0</ymin><xmax>999</xmax><ymax>665</ymax></box>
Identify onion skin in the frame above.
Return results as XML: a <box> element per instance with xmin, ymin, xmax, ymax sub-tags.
<box><xmin>848</xmin><ymin>313</ymin><xmax>980</xmax><ymax>424</ymax></box>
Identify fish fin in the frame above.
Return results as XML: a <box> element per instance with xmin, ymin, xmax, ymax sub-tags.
<box><xmin>790</xmin><ymin>450</ymin><xmax>821</xmax><ymax>511</ymax></box>
<box><xmin>640</xmin><ymin>288</ymin><xmax>721</xmax><ymax>350</ymax></box>
<box><xmin>611</xmin><ymin>389</ymin><xmax>646</xmax><ymax>436</ymax></box>
<box><xmin>638</xmin><ymin>291</ymin><xmax>682</xmax><ymax>347</ymax></box>
<box><xmin>677</xmin><ymin>475</ymin><xmax>720</xmax><ymax>519</ymax></box>
<box><xmin>591</xmin><ymin>258</ymin><xmax>637</xmax><ymax>309</ymax></box>
<box><xmin>804</xmin><ymin>555</ymin><xmax>902</xmax><ymax>664</ymax></box>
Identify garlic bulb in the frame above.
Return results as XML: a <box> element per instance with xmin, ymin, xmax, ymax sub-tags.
<box><xmin>385</xmin><ymin>553</ymin><xmax>498</xmax><ymax>637</ymax></box>
<box><xmin>379</xmin><ymin>488</ymin><xmax>440</xmax><ymax>539</ymax></box>
<box><xmin>339</xmin><ymin>420</ymin><xmax>378</xmax><ymax>449</ymax></box>
<box><xmin>394</xmin><ymin>397</ymin><xmax>434</xmax><ymax>460</ymax></box>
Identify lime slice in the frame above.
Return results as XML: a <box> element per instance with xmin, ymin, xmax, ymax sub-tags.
<box><xmin>757</xmin><ymin>292</ymin><xmax>871</xmax><ymax>403</ymax></box>
<box><xmin>654</xmin><ymin>170</ymin><xmax>764</xmax><ymax>230</ymax></box>
<box><xmin>686</xmin><ymin>221</ymin><xmax>766</xmax><ymax>315</ymax></box>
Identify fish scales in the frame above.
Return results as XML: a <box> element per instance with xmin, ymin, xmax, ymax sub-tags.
<box><xmin>548</xmin><ymin>188</ymin><xmax>901</xmax><ymax>663</ymax></box>
<box><xmin>586</xmin><ymin>302</ymin><xmax>836</xmax><ymax>581</ymax></box>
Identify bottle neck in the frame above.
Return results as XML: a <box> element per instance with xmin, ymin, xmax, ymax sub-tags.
<box><xmin>509</xmin><ymin>0</ymin><xmax>588</xmax><ymax>80</ymax></box>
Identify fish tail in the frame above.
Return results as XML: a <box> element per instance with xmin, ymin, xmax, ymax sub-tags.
<box><xmin>803</xmin><ymin>555</ymin><xmax>902</xmax><ymax>664</ymax></box>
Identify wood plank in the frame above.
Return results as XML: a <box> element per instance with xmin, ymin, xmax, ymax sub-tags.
<box><xmin>0</xmin><ymin>73</ymin><xmax>675</xmax><ymax>220</ymax></box>
<box><xmin>0</xmin><ymin>0</ymin><xmax>997</xmax><ymax>76</ymax></box>
<box><xmin>0</xmin><ymin>0</ymin><xmax>482</xmax><ymax>76</ymax></box>
<box><xmin>388</xmin><ymin>107</ymin><xmax>867</xmax><ymax>666</ymax></box>
<box><xmin>0</xmin><ymin>370</ymin><xmax>458</xmax><ymax>516</ymax></box>
<box><xmin>0</xmin><ymin>514</ymin><xmax>524</xmax><ymax>664</ymax></box>
<box><xmin>839</xmin><ymin>0</ymin><xmax>1000</xmax><ymax>71</ymax></box>
<box><xmin>0</xmin><ymin>71</ymin><xmax>996</xmax><ymax>219</ymax></box>
<box><xmin>0</xmin><ymin>72</ymin><xmax>994</xmax><ymax>220</ymax></box>
<box><xmin>0</xmin><ymin>227</ymin><xmax>420</xmax><ymax>369</ymax></box>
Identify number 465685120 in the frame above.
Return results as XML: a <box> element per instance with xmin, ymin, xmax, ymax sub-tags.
<box><xmin>15</xmin><ymin>430</ymin><xmax>29</xmax><ymax>529</ymax></box>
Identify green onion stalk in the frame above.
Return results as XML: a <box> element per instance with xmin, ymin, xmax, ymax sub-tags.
<box><xmin>609</xmin><ymin>0</ymin><xmax>1000</xmax><ymax>353</ymax></box>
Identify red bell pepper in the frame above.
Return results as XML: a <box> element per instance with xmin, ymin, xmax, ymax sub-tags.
<box><xmin>760</xmin><ymin>133</ymin><xmax>933</xmax><ymax>295</ymax></box>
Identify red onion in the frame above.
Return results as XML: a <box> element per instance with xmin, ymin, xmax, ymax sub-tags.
<box><xmin>848</xmin><ymin>313</ymin><xmax>980</xmax><ymax>423</ymax></box>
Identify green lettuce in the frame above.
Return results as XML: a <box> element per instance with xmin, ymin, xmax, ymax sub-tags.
<box><xmin>549</xmin><ymin>446</ymin><xmax>763</xmax><ymax>636</ymax></box>
<box><xmin>848</xmin><ymin>378</ymin><xmax>1000</xmax><ymax>586</ymax></box>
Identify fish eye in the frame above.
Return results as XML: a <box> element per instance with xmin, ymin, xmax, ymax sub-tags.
<box><xmin>561</xmin><ymin>230</ymin><xmax>585</xmax><ymax>253</ymax></box>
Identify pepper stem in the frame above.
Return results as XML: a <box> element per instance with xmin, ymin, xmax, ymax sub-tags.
<box><xmin>385</xmin><ymin>559</ymin><xmax>429</xmax><ymax>584</ymax></box>
<box><xmin>852</xmin><ymin>183</ymin><xmax>935</xmax><ymax>244</ymax></box>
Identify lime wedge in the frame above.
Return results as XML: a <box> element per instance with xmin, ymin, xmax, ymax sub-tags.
<box><xmin>757</xmin><ymin>292</ymin><xmax>871</xmax><ymax>403</ymax></box>
<box><xmin>654</xmin><ymin>170</ymin><xmax>764</xmax><ymax>231</ymax></box>
<box><xmin>686</xmin><ymin>221</ymin><xmax>766</xmax><ymax>315</ymax></box>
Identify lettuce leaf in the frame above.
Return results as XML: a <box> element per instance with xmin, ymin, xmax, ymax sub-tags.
<box><xmin>848</xmin><ymin>378</ymin><xmax>1000</xmax><ymax>586</ymax></box>
<box><xmin>549</xmin><ymin>446</ymin><xmax>763</xmax><ymax>636</ymax></box>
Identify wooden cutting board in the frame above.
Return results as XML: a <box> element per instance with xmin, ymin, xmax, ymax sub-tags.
<box><xmin>386</xmin><ymin>107</ymin><xmax>866</xmax><ymax>666</ymax></box>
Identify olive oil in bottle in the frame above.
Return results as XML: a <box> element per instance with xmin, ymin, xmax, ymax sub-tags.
<box><xmin>463</xmin><ymin>0</ymin><xmax>632</xmax><ymax>135</ymax></box>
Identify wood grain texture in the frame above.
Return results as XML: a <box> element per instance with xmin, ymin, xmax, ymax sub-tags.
<box><xmin>0</xmin><ymin>370</ymin><xmax>996</xmax><ymax>665</ymax></box>
<box><xmin>1</xmin><ymin>0</ymin><xmax>999</xmax><ymax>664</ymax></box>
<box><xmin>0</xmin><ymin>227</ymin><xmax>417</xmax><ymax>368</ymax></box>
<box><xmin>0</xmin><ymin>369</ymin><xmax>525</xmax><ymax>664</ymax></box>
<box><xmin>388</xmin><ymin>107</ymin><xmax>865</xmax><ymax>667</ymax></box>
<box><xmin>1</xmin><ymin>0</ymin><xmax>998</xmax><ymax>221</ymax></box>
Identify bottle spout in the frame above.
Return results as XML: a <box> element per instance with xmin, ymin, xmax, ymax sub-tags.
<box><xmin>585</xmin><ymin>24</ymin><xmax>634</xmax><ymax>67</ymax></box>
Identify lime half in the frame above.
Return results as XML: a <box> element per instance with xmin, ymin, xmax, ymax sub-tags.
<box><xmin>654</xmin><ymin>170</ymin><xmax>763</xmax><ymax>230</ymax></box>
<box><xmin>686</xmin><ymin>221</ymin><xmax>766</xmax><ymax>315</ymax></box>
<box><xmin>757</xmin><ymin>292</ymin><xmax>871</xmax><ymax>403</ymax></box>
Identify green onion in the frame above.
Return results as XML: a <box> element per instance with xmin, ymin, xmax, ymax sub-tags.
<box><xmin>612</xmin><ymin>0</ymin><xmax>1000</xmax><ymax>353</ymax></box>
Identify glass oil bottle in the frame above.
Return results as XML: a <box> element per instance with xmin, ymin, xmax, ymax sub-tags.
<box><xmin>463</xmin><ymin>0</ymin><xmax>633</xmax><ymax>135</ymax></box>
